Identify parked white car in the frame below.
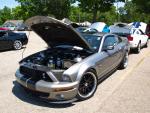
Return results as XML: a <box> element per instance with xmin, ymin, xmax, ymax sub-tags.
<box><xmin>110</xmin><ymin>23</ymin><xmax>149</xmax><ymax>53</ymax></box>
<box><xmin>128</xmin><ymin>28</ymin><xmax>149</xmax><ymax>53</ymax></box>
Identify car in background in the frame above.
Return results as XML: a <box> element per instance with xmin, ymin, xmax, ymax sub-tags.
<box><xmin>2</xmin><ymin>22</ymin><xmax>16</xmax><ymax>30</ymax></box>
<box><xmin>15</xmin><ymin>23</ymin><xmax>29</xmax><ymax>31</ymax></box>
<box><xmin>83</xmin><ymin>28</ymin><xmax>98</xmax><ymax>33</ymax></box>
<box><xmin>0</xmin><ymin>27</ymin><xmax>10</xmax><ymax>31</ymax></box>
<box><xmin>0</xmin><ymin>30</ymin><xmax>28</xmax><ymax>50</ymax></box>
<box><xmin>16</xmin><ymin>16</ymin><xmax>129</xmax><ymax>103</ymax></box>
<box><xmin>110</xmin><ymin>23</ymin><xmax>149</xmax><ymax>53</ymax></box>
<box><xmin>90</xmin><ymin>22</ymin><xmax>110</xmax><ymax>33</ymax></box>
<box><xmin>76</xmin><ymin>27</ymin><xmax>88</xmax><ymax>33</ymax></box>
<box><xmin>76</xmin><ymin>27</ymin><xmax>98</xmax><ymax>34</ymax></box>
<box><xmin>128</xmin><ymin>28</ymin><xmax>149</xmax><ymax>53</ymax></box>
<box><xmin>128</xmin><ymin>22</ymin><xmax>147</xmax><ymax>34</ymax></box>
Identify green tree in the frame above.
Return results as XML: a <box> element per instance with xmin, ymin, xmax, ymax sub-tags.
<box><xmin>133</xmin><ymin>0</ymin><xmax>150</xmax><ymax>14</ymax></box>
<box><xmin>118</xmin><ymin>1</ymin><xmax>150</xmax><ymax>23</ymax></box>
<box><xmin>15</xmin><ymin>0</ymin><xmax>71</xmax><ymax>20</ymax></box>
<box><xmin>0</xmin><ymin>6</ymin><xmax>12</xmax><ymax>25</ymax></box>
<box><xmin>76</xmin><ymin>0</ymin><xmax>125</xmax><ymax>22</ymax></box>
<box><xmin>99</xmin><ymin>6</ymin><xmax>117</xmax><ymax>25</ymax></box>
<box><xmin>69</xmin><ymin>6</ymin><xmax>93</xmax><ymax>22</ymax></box>
<box><xmin>12</xmin><ymin>6</ymin><xmax>27</xmax><ymax>20</ymax></box>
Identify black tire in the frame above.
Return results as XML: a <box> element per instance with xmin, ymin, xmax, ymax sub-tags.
<box><xmin>119</xmin><ymin>52</ymin><xmax>129</xmax><ymax>69</ymax></box>
<box><xmin>77</xmin><ymin>71</ymin><xmax>98</xmax><ymax>100</ymax></box>
<box><xmin>135</xmin><ymin>42</ymin><xmax>141</xmax><ymax>53</ymax></box>
<box><xmin>144</xmin><ymin>39</ymin><xmax>149</xmax><ymax>48</ymax></box>
<box><xmin>13</xmin><ymin>40</ymin><xmax>22</xmax><ymax>50</ymax></box>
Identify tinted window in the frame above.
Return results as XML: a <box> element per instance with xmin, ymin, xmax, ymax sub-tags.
<box><xmin>103</xmin><ymin>35</ymin><xmax>117</xmax><ymax>48</ymax></box>
<box><xmin>82</xmin><ymin>34</ymin><xmax>102</xmax><ymax>51</ymax></box>
<box><xmin>136</xmin><ymin>30</ymin><xmax>140</xmax><ymax>35</ymax></box>
<box><xmin>0</xmin><ymin>32</ymin><xmax>6</xmax><ymax>37</ymax></box>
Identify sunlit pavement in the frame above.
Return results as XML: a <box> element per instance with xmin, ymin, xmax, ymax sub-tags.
<box><xmin>0</xmin><ymin>31</ymin><xmax>150</xmax><ymax>113</ymax></box>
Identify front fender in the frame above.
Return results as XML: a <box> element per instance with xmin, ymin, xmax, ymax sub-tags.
<box><xmin>76</xmin><ymin>62</ymin><xmax>96</xmax><ymax>81</ymax></box>
<box><xmin>63</xmin><ymin>60</ymin><xmax>96</xmax><ymax>82</ymax></box>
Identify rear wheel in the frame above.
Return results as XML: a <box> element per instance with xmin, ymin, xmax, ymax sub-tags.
<box><xmin>119</xmin><ymin>52</ymin><xmax>129</xmax><ymax>69</ymax></box>
<box><xmin>135</xmin><ymin>42</ymin><xmax>141</xmax><ymax>53</ymax></box>
<box><xmin>77</xmin><ymin>71</ymin><xmax>98</xmax><ymax>100</ymax></box>
<box><xmin>144</xmin><ymin>39</ymin><xmax>149</xmax><ymax>48</ymax></box>
<box><xmin>13</xmin><ymin>40</ymin><xmax>22</xmax><ymax>50</ymax></box>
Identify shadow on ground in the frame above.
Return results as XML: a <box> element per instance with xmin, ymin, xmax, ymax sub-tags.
<box><xmin>0</xmin><ymin>47</ymin><xmax>26</xmax><ymax>53</ymax></box>
<box><xmin>12</xmin><ymin>81</ymin><xmax>75</xmax><ymax>108</ymax></box>
<box><xmin>12</xmin><ymin>67</ymin><xmax>118</xmax><ymax>107</ymax></box>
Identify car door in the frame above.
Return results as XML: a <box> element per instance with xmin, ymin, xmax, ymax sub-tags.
<box><xmin>0</xmin><ymin>31</ymin><xmax>7</xmax><ymax>50</ymax></box>
<box><xmin>0</xmin><ymin>31</ymin><xmax>11</xmax><ymax>50</ymax></box>
<box><xmin>97</xmin><ymin>35</ymin><xmax>120</xmax><ymax>78</ymax></box>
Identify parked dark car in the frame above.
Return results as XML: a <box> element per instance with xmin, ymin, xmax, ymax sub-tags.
<box><xmin>16</xmin><ymin>16</ymin><xmax>129</xmax><ymax>103</ymax></box>
<box><xmin>0</xmin><ymin>30</ymin><xmax>28</xmax><ymax>50</ymax></box>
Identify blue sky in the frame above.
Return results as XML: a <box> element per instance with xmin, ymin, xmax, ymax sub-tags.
<box><xmin>0</xmin><ymin>0</ymin><xmax>124</xmax><ymax>9</ymax></box>
<box><xmin>0</xmin><ymin>0</ymin><xmax>19</xmax><ymax>9</ymax></box>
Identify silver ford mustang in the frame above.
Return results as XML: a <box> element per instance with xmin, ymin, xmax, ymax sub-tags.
<box><xmin>15</xmin><ymin>16</ymin><xmax>129</xmax><ymax>102</ymax></box>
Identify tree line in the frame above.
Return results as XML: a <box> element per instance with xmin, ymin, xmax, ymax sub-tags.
<box><xmin>0</xmin><ymin>0</ymin><xmax>149</xmax><ymax>25</ymax></box>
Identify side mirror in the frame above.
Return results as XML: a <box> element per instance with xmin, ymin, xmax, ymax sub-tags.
<box><xmin>107</xmin><ymin>45</ymin><xmax>114</xmax><ymax>50</ymax></box>
<box><xmin>103</xmin><ymin>45</ymin><xmax>114</xmax><ymax>51</ymax></box>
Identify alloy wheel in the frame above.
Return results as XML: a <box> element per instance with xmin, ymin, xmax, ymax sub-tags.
<box><xmin>14</xmin><ymin>40</ymin><xmax>22</xmax><ymax>50</ymax></box>
<box><xmin>78</xmin><ymin>72</ymin><xmax>97</xmax><ymax>99</ymax></box>
<box><xmin>123</xmin><ymin>52</ymin><xmax>128</xmax><ymax>68</ymax></box>
<box><xmin>137</xmin><ymin>43</ymin><xmax>141</xmax><ymax>53</ymax></box>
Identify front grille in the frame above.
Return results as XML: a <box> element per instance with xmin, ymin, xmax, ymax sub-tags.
<box><xmin>20</xmin><ymin>66</ymin><xmax>53</xmax><ymax>82</ymax></box>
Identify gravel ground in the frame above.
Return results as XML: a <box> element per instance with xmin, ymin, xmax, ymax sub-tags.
<box><xmin>0</xmin><ymin>31</ymin><xmax>150</xmax><ymax>113</ymax></box>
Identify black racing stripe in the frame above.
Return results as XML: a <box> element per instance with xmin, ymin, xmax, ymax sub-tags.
<box><xmin>20</xmin><ymin>76</ymin><xmax>28</xmax><ymax>82</ymax></box>
<box><xmin>26</xmin><ymin>78</ymin><xmax>39</xmax><ymax>90</ymax></box>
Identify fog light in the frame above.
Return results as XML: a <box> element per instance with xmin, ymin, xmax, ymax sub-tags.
<box><xmin>56</xmin><ymin>94</ymin><xmax>64</xmax><ymax>99</ymax></box>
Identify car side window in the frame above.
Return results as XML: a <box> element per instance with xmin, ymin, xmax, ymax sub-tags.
<box><xmin>136</xmin><ymin>30</ymin><xmax>140</xmax><ymax>35</ymax></box>
<box><xmin>102</xmin><ymin>35</ymin><xmax>117</xmax><ymax>49</ymax></box>
<box><xmin>0</xmin><ymin>32</ymin><xmax>6</xmax><ymax>37</ymax></box>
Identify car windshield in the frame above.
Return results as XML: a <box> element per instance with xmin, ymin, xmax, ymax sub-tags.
<box><xmin>82</xmin><ymin>34</ymin><xmax>102</xmax><ymax>51</ymax></box>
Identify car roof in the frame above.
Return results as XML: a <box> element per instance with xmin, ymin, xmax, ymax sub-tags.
<box><xmin>81</xmin><ymin>32</ymin><xmax>106</xmax><ymax>37</ymax></box>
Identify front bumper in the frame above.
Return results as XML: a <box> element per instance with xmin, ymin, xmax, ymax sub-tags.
<box><xmin>15</xmin><ymin>69</ymin><xmax>79</xmax><ymax>101</ymax></box>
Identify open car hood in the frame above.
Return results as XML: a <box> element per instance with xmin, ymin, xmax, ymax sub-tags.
<box><xmin>109</xmin><ymin>23</ymin><xmax>131</xmax><ymax>34</ymax></box>
<box><xmin>25</xmin><ymin>16</ymin><xmax>91</xmax><ymax>50</ymax></box>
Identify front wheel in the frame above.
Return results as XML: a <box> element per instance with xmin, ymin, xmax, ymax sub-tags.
<box><xmin>13</xmin><ymin>40</ymin><xmax>22</xmax><ymax>50</ymax></box>
<box><xmin>77</xmin><ymin>71</ymin><xmax>98</xmax><ymax>100</ymax></box>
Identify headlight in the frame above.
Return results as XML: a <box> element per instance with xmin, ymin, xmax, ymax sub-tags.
<box><xmin>62</xmin><ymin>75</ymin><xmax>72</xmax><ymax>82</ymax></box>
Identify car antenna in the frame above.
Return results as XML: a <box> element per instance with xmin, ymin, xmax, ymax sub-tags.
<box><xmin>22</xmin><ymin>31</ymin><xmax>31</xmax><ymax>59</ymax></box>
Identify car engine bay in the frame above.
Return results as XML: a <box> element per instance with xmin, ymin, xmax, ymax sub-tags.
<box><xmin>24</xmin><ymin>47</ymin><xmax>92</xmax><ymax>70</ymax></box>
